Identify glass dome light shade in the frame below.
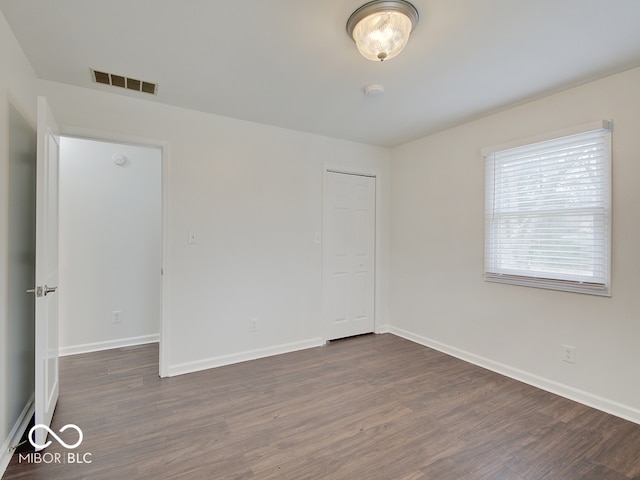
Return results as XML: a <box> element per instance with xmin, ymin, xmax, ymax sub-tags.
<box><xmin>346</xmin><ymin>0</ymin><xmax>419</xmax><ymax>62</ymax></box>
<box><xmin>353</xmin><ymin>11</ymin><xmax>412</xmax><ymax>61</ymax></box>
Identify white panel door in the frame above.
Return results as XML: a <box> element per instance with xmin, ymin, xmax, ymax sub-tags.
<box><xmin>323</xmin><ymin>171</ymin><xmax>375</xmax><ymax>340</ymax></box>
<box><xmin>32</xmin><ymin>97</ymin><xmax>60</xmax><ymax>448</ymax></box>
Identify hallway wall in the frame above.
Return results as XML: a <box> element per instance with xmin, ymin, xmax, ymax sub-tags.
<box><xmin>58</xmin><ymin>137</ymin><xmax>161</xmax><ymax>354</ymax></box>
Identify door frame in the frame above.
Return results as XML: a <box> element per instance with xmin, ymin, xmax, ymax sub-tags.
<box><xmin>322</xmin><ymin>164</ymin><xmax>382</xmax><ymax>342</ymax></box>
<box><xmin>57</xmin><ymin>126</ymin><xmax>171</xmax><ymax>377</ymax></box>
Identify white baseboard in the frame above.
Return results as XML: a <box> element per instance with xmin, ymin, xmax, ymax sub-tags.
<box><xmin>59</xmin><ymin>334</ymin><xmax>160</xmax><ymax>357</ymax></box>
<box><xmin>1</xmin><ymin>394</ymin><xmax>34</xmax><ymax>478</ymax></box>
<box><xmin>387</xmin><ymin>326</ymin><xmax>640</xmax><ymax>425</ymax></box>
<box><xmin>375</xmin><ymin>324</ymin><xmax>392</xmax><ymax>334</ymax></box>
<box><xmin>168</xmin><ymin>337</ymin><xmax>326</xmax><ymax>377</ymax></box>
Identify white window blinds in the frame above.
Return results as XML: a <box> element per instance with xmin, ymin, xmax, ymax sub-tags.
<box><xmin>484</xmin><ymin>123</ymin><xmax>611</xmax><ymax>295</ymax></box>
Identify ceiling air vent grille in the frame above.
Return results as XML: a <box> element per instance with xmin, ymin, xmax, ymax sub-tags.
<box><xmin>91</xmin><ymin>69</ymin><xmax>157</xmax><ymax>95</ymax></box>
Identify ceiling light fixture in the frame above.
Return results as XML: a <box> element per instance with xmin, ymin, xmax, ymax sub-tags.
<box><xmin>346</xmin><ymin>0</ymin><xmax>419</xmax><ymax>62</ymax></box>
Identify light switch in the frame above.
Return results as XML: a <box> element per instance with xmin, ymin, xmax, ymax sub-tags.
<box><xmin>188</xmin><ymin>231</ymin><xmax>198</xmax><ymax>244</ymax></box>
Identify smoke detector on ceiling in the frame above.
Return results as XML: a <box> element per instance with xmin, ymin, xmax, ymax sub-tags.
<box><xmin>112</xmin><ymin>154</ymin><xmax>127</xmax><ymax>166</ymax></box>
<box><xmin>364</xmin><ymin>84</ymin><xmax>384</xmax><ymax>96</ymax></box>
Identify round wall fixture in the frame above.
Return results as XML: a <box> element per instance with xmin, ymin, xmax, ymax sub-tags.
<box><xmin>112</xmin><ymin>154</ymin><xmax>127</xmax><ymax>166</ymax></box>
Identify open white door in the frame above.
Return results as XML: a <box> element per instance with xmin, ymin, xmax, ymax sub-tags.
<box><xmin>30</xmin><ymin>97</ymin><xmax>60</xmax><ymax>448</ymax></box>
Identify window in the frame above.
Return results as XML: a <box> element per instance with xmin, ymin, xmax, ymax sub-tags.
<box><xmin>483</xmin><ymin>121</ymin><xmax>611</xmax><ymax>295</ymax></box>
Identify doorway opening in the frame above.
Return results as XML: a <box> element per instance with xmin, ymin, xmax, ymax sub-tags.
<box><xmin>58</xmin><ymin>137</ymin><xmax>163</xmax><ymax>364</ymax></box>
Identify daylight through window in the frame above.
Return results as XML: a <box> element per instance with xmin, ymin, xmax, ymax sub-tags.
<box><xmin>483</xmin><ymin>122</ymin><xmax>611</xmax><ymax>295</ymax></box>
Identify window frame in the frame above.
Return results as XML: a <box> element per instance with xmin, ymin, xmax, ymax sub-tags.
<box><xmin>482</xmin><ymin>121</ymin><xmax>612</xmax><ymax>296</ymax></box>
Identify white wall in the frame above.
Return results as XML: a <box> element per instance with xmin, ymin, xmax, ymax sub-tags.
<box><xmin>58</xmin><ymin>137</ymin><xmax>161</xmax><ymax>354</ymax></box>
<box><xmin>390</xmin><ymin>66</ymin><xmax>640</xmax><ymax>423</ymax></box>
<box><xmin>38</xmin><ymin>79</ymin><xmax>391</xmax><ymax>375</ymax></box>
<box><xmin>0</xmin><ymin>9</ymin><xmax>37</xmax><ymax>475</ymax></box>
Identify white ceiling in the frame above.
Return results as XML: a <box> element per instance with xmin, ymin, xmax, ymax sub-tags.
<box><xmin>2</xmin><ymin>0</ymin><xmax>640</xmax><ymax>147</ymax></box>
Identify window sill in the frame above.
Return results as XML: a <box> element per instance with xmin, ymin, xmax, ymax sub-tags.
<box><xmin>484</xmin><ymin>273</ymin><xmax>610</xmax><ymax>297</ymax></box>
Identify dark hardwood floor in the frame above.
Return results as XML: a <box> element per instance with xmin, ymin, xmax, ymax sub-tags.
<box><xmin>4</xmin><ymin>333</ymin><xmax>640</xmax><ymax>479</ymax></box>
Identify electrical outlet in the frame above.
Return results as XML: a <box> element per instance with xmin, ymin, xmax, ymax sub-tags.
<box><xmin>562</xmin><ymin>345</ymin><xmax>576</xmax><ymax>364</ymax></box>
<box><xmin>113</xmin><ymin>310</ymin><xmax>123</xmax><ymax>324</ymax></box>
<box><xmin>250</xmin><ymin>318</ymin><xmax>258</xmax><ymax>332</ymax></box>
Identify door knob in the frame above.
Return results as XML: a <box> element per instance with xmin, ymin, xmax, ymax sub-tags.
<box><xmin>44</xmin><ymin>286</ymin><xmax>57</xmax><ymax>295</ymax></box>
<box><xmin>26</xmin><ymin>285</ymin><xmax>57</xmax><ymax>297</ymax></box>
<box><xmin>26</xmin><ymin>286</ymin><xmax>43</xmax><ymax>296</ymax></box>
